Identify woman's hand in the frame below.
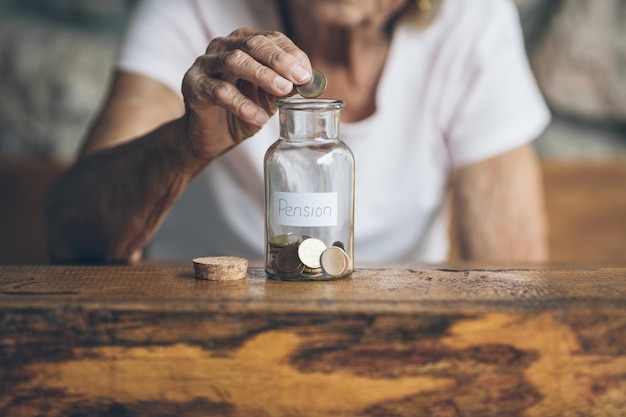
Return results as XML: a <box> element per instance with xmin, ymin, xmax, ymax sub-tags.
<box><xmin>181</xmin><ymin>28</ymin><xmax>312</xmax><ymax>159</ymax></box>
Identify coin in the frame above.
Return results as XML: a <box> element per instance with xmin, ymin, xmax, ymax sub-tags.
<box><xmin>297</xmin><ymin>238</ymin><xmax>327</xmax><ymax>269</ymax></box>
<box><xmin>266</xmin><ymin>232</ymin><xmax>352</xmax><ymax>280</ymax></box>
<box><xmin>274</xmin><ymin>244</ymin><xmax>304</xmax><ymax>276</ymax></box>
<box><xmin>302</xmin><ymin>266</ymin><xmax>323</xmax><ymax>276</ymax></box>
<box><xmin>269</xmin><ymin>233</ymin><xmax>300</xmax><ymax>248</ymax></box>
<box><xmin>320</xmin><ymin>246</ymin><xmax>351</xmax><ymax>277</ymax></box>
<box><xmin>331</xmin><ymin>241</ymin><xmax>345</xmax><ymax>251</ymax></box>
<box><xmin>296</xmin><ymin>69</ymin><xmax>327</xmax><ymax>98</ymax></box>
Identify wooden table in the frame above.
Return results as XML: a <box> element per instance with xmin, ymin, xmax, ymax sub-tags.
<box><xmin>1</xmin><ymin>264</ymin><xmax>626</xmax><ymax>416</ymax></box>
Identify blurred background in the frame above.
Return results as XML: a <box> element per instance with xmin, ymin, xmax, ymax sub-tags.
<box><xmin>0</xmin><ymin>0</ymin><xmax>625</xmax><ymax>263</ymax></box>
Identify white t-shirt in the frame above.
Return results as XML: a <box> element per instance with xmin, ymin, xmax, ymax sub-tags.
<box><xmin>118</xmin><ymin>0</ymin><xmax>550</xmax><ymax>264</ymax></box>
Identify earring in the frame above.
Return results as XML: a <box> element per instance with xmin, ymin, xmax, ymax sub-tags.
<box><xmin>415</xmin><ymin>0</ymin><xmax>433</xmax><ymax>27</ymax></box>
<box><xmin>418</xmin><ymin>0</ymin><xmax>432</xmax><ymax>12</ymax></box>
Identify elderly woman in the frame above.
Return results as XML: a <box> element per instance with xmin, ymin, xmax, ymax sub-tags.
<box><xmin>45</xmin><ymin>0</ymin><xmax>550</xmax><ymax>264</ymax></box>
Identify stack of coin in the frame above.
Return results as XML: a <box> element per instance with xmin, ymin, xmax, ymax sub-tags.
<box><xmin>301</xmin><ymin>265</ymin><xmax>324</xmax><ymax>279</ymax></box>
<box><xmin>268</xmin><ymin>234</ymin><xmax>300</xmax><ymax>257</ymax></box>
<box><xmin>266</xmin><ymin>234</ymin><xmax>352</xmax><ymax>280</ymax></box>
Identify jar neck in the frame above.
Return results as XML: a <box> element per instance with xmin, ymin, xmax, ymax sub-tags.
<box><xmin>276</xmin><ymin>99</ymin><xmax>344</xmax><ymax>141</ymax></box>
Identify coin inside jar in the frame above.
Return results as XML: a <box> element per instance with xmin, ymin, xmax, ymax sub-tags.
<box><xmin>296</xmin><ymin>69</ymin><xmax>327</xmax><ymax>98</ymax></box>
<box><xmin>331</xmin><ymin>241</ymin><xmax>345</xmax><ymax>251</ymax></box>
<box><xmin>297</xmin><ymin>238</ymin><xmax>327</xmax><ymax>269</ymax></box>
<box><xmin>269</xmin><ymin>233</ymin><xmax>300</xmax><ymax>248</ymax></box>
<box><xmin>274</xmin><ymin>244</ymin><xmax>305</xmax><ymax>277</ymax></box>
<box><xmin>320</xmin><ymin>246</ymin><xmax>351</xmax><ymax>277</ymax></box>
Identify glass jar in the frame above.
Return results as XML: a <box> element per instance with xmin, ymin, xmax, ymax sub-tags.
<box><xmin>264</xmin><ymin>98</ymin><xmax>355</xmax><ymax>281</ymax></box>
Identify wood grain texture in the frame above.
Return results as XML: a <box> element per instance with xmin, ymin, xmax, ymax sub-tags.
<box><xmin>1</xmin><ymin>265</ymin><xmax>626</xmax><ymax>416</ymax></box>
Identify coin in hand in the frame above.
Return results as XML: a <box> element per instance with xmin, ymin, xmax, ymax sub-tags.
<box><xmin>296</xmin><ymin>69</ymin><xmax>327</xmax><ymax>98</ymax></box>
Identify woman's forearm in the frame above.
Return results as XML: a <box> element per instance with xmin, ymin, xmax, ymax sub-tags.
<box><xmin>452</xmin><ymin>144</ymin><xmax>549</xmax><ymax>263</ymax></box>
<box><xmin>44</xmin><ymin>117</ymin><xmax>207</xmax><ymax>263</ymax></box>
<box><xmin>44</xmin><ymin>25</ymin><xmax>316</xmax><ymax>264</ymax></box>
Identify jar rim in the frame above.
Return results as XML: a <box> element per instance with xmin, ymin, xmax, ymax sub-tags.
<box><xmin>276</xmin><ymin>98</ymin><xmax>344</xmax><ymax>110</ymax></box>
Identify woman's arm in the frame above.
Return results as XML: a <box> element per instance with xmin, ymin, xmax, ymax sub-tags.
<box><xmin>44</xmin><ymin>72</ymin><xmax>205</xmax><ymax>263</ymax></box>
<box><xmin>451</xmin><ymin>143</ymin><xmax>549</xmax><ymax>262</ymax></box>
<box><xmin>45</xmin><ymin>29</ymin><xmax>313</xmax><ymax>263</ymax></box>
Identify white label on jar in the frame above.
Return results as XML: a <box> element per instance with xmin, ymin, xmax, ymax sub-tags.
<box><xmin>273</xmin><ymin>192</ymin><xmax>338</xmax><ymax>227</ymax></box>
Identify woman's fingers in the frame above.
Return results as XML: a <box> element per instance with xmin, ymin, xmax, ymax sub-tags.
<box><xmin>261</xmin><ymin>31</ymin><xmax>312</xmax><ymax>78</ymax></box>
<box><xmin>184</xmin><ymin>66</ymin><xmax>269</xmax><ymax>126</ymax></box>
<box><xmin>182</xmin><ymin>28</ymin><xmax>312</xmax><ymax>142</ymax></box>
<box><xmin>198</xmin><ymin>50</ymin><xmax>294</xmax><ymax>97</ymax></box>
<box><xmin>208</xmin><ymin>30</ymin><xmax>312</xmax><ymax>85</ymax></box>
<box><xmin>237</xmin><ymin>31</ymin><xmax>312</xmax><ymax>84</ymax></box>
